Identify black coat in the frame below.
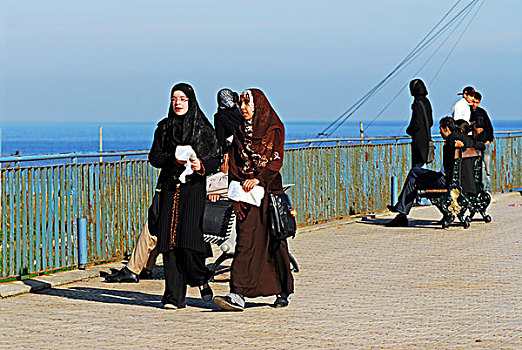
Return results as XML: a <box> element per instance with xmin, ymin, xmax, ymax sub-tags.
<box><xmin>470</xmin><ymin>106</ymin><xmax>494</xmax><ymax>143</ymax></box>
<box><xmin>149</xmin><ymin>118</ymin><xmax>221</xmax><ymax>253</ymax></box>
<box><xmin>406</xmin><ymin>79</ymin><xmax>433</xmax><ymax>165</ymax></box>
<box><xmin>214</xmin><ymin>107</ymin><xmax>242</xmax><ymax>151</ymax></box>
<box><xmin>442</xmin><ymin>131</ymin><xmax>485</xmax><ymax>192</ymax></box>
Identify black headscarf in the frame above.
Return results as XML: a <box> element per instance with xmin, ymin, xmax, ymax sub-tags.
<box><xmin>167</xmin><ymin>83</ymin><xmax>221</xmax><ymax>161</ymax></box>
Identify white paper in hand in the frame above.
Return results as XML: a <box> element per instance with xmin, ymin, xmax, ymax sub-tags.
<box><xmin>175</xmin><ymin>145</ymin><xmax>197</xmax><ymax>183</ymax></box>
<box><xmin>228</xmin><ymin>180</ymin><xmax>265</xmax><ymax>207</ymax></box>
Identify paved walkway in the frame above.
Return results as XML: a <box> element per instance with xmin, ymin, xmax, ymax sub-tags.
<box><xmin>1</xmin><ymin>192</ymin><xmax>521</xmax><ymax>349</ymax></box>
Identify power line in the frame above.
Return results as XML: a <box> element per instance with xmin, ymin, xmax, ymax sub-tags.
<box><xmin>429</xmin><ymin>0</ymin><xmax>487</xmax><ymax>86</ymax></box>
<box><xmin>365</xmin><ymin>0</ymin><xmax>480</xmax><ymax>136</ymax></box>
<box><xmin>317</xmin><ymin>0</ymin><xmax>481</xmax><ymax>138</ymax></box>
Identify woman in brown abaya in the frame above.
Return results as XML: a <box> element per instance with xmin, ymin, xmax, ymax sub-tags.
<box><xmin>213</xmin><ymin>89</ymin><xmax>294</xmax><ymax>311</ymax></box>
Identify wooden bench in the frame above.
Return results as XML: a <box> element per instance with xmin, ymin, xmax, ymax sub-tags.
<box><xmin>419</xmin><ymin>148</ymin><xmax>489</xmax><ymax>229</ymax></box>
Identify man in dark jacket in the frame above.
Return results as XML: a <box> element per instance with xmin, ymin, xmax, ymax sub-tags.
<box><xmin>470</xmin><ymin>92</ymin><xmax>494</xmax><ymax>192</ymax></box>
<box><xmin>406</xmin><ymin>79</ymin><xmax>433</xmax><ymax>167</ymax></box>
<box><xmin>386</xmin><ymin>117</ymin><xmax>484</xmax><ymax>227</ymax></box>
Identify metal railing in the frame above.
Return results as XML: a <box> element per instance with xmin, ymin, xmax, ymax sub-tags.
<box><xmin>1</xmin><ymin>157</ymin><xmax>158</xmax><ymax>281</ymax></box>
<box><xmin>1</xmin><ymin>132</ymin><xmax>521</xmax><ymax>281</ymax></box>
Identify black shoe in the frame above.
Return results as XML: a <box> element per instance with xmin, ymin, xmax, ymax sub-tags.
<box><xmin>273</xmin><ymin>294</ymin><xmax>289</xmax><ymax>308</ymax></box>
<box><xmin>384</xmin><ymin>214</ymin><xmax>408</xmax><ymax>227</ymax></box>
<box><xmin>139</xmin><ymin>268</ymin><xmax>153</xmax><ymax>280</ymax></box>
<box><xmin>199</xmin><ymin>283</ymin><xmax>213</xmax><ymax>302</ymax></box>
<box><xmin>387</xmin><ymin>204</ymin><xmax>399</xmax><ymax>213</ymax></box>
<box><xmin>104</xmin><ymin>267</ymin><xmax>139</xmax><ymax>283</ymax></box>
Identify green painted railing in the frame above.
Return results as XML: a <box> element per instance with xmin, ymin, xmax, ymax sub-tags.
<box><xmin>1</xmin><ymin>134</ymin><xmax>521</xmax><ymax>281</ymax></box>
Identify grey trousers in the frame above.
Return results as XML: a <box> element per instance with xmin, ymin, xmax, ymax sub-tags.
<box><xmin>396</xmin><ymin>167</ymin><xmax>446</xmax><ymax>215</ymax></box>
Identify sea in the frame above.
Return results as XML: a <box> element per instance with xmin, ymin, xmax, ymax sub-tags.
<box><xmin>1</xmin><ymin>120</ymin><xmax>521</xmax><ymax>157</ymax></box>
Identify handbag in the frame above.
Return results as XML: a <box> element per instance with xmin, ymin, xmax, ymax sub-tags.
<box><xmin>202</xmin><ymin>200</ymin><xmax>234</xmax><ymax>238</ymax></box>
<box><xmin>267</xmin><ymin>192</ymin><xmax>297</xmax><ymax>240</ymax></box>
<box><xmin>427</xmin><ymin>140</ymin><xmax>436</xmax><ymax>164</ymax></box>
<box><xmin>147</xmin><ymin>186</ymin><xmax>162</xmax><ymax>236</ymax></box>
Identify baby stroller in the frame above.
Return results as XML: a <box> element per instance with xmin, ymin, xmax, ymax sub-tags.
<box><xmin>203</xmin><ymin>184</ymin><xmax>299</xmax><ymax>278</ymax></box>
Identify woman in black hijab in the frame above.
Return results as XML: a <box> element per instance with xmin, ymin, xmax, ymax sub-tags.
<box><xmin>148</xmin><ymin>83</ymin><xmax>221</xmax><ymax>309</ymax></box>
<box><xmin>406</xmin><ymin>78</ymin><xmax>433</xmax><ymax>167</ymax></box>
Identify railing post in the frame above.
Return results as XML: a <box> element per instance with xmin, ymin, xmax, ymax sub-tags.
<box><xmin>391</xmin><ymin>176</ymin><xmax>398</xmax><ymax>206</ymax></box>
<box><xmin>78</xmin><ymin>218</ymin><xmax>87</xmax><ymax>269</ymax></box>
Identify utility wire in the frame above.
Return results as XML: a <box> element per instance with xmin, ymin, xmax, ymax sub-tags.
<box><xmin>317</xmin><ymin>0</ymin><xmax>480</xmax><ymax>138</ymax></box>
<box><xmin>321</xmin><ymin>0</ymin><xmax>478</xmax><ymax>138</ymax></box>
<box><xmin>429</xmin><ymin>0</ymin><xmax>487</xmax><ymax>86</ymax></box>
<box><xmin>317</xmin><ymin>0</ymin><xmax>465</xmax><ymax>137</ymax></box>
<box><xmin>365</xmin><ymin>0</ymin><xmax>479</xmax><ymax>136</ymax></box>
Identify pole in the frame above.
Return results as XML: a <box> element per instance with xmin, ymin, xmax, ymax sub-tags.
<box><xmin>391</xmin><ymin>176</ymin><xmax>398</xmax><ymax>206</ymax></box>
<box><xmin>360</xmin><ymin>122</ymin><xmax>364</xmax><ymax>145</ymax></box>
<box><xmin>78</xmin><ymin>218</ymin><xmax>88</xmax><ymax>269</ymax></box>
<box><xmin>99</xmin><ymin>125</ymin><xmax>103</xmax><ymax>162</ymax></box>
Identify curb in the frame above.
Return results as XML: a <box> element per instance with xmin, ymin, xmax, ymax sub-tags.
<box><xmin>0</xmin><ymin>262</ymin><xmax>125</xmax><ymax>299</ymax></box>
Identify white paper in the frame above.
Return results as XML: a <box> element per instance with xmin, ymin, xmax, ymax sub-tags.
<box><xmin>206</xmin><ymin>171</ymin><xmax>229</xmax><ymax>196</ymax></box>
<box><xmin>175</xmin><ymin>145</ymin><xmax>197</xmax><ymax>183</ymax></box>
<box><xmin>228</xmin><ymin>180</ymin><xmax>265</xmax><ymax>207</ymax></box>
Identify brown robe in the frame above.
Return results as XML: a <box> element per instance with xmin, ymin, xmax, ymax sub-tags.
<box><xmin>228</xmin><ymin>88</ymin><xmax>294</xmax><ymax>297</ymax></box>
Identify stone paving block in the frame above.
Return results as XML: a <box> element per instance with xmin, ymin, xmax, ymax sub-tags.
<box><xmin>0</xmin><ymin>192</ymin><xmax>520</xmax><ymax>349</ymax></box>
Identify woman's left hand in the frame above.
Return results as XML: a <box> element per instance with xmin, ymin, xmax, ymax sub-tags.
<box><xmin>191</xmin><ymin>158</ymin><xmax>201</xmax><ymax>171</ymax></box>
<box><xmin>242</xmin><ymin>178</ymin><xmax>260</xmax><ymax>192</ymax></box>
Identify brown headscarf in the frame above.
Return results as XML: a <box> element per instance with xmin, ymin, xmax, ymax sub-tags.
<box><xmin>229</xmin><ymin>89</ymin><xmax>285</xmax><ymax>182</ymax></box>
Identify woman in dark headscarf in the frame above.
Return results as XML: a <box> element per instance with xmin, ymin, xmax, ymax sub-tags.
<box><xmin>213</xmin><ymin>89</ymin><xmax>294</xmax><ymax>311</ymax></box>
<box><xmin>406</xmin><ymin>78</ymin><xmax>433</xmax><ymax>167</ymax></box>
<box><xmin>214</xmin><ymin>88</ymin><xmax>242</xmax><ymax>152</ymax></box>
<box><xmin>148</xmin><ymin>83</ymin><xmax>221</xmax><ymax>309</ymax></box>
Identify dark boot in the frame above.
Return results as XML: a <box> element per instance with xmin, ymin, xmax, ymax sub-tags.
<box><xmin>199</xmin><ymin>283</ymin><xmax>213</xmax><ymax>302</ymax></box>
<box><xmin>104</xmin><ymin>267</ymin><xmax>139</xmax><ymax>283</ymax></box>
<box><xmin>384</xmin><ymin>213</ymin><xmax>408</xmax><ymax>227</ymax></box>
<box><xmin>387</xmin><ymin>204</ymin><xmax>399</xmax><ymax>213</ymax></box>
<box><xmin>139</xmin><ymin>268</ymin><xmax>153</xmax><ymax>280</ymax></box>
<box><xmin>273</xmin><ymin>293</ymin><xmax>289</xmax><ymax>308</ymax></box>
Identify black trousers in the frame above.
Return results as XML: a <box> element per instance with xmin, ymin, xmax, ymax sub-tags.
<box><xmin>396</xmin><ymin>167</ymin><xmax>446</xmax><ymax>215</ymax></box>
<box><xmin>162</xmin><ymin>247</ymin><xmax>209</xmax><ymax>307</ymax></box>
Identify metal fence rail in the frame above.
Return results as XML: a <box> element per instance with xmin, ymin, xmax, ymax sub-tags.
<box><xmin>1</xmin><ymin>159</ymin><xmax>158</xmax><ymax>280</ymax></box>
<box><xmin>1</xmin><ymin>134</ymin><xmax>521</xmax><ymax>281</ymax></box>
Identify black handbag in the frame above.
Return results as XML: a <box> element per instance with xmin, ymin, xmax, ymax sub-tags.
<box><xmin>427</xmin><ymin>140</ymin><xmax>436</xmax><ymax>164</ymax></box>
<box><xmin>267</xmin><ymin>192</ymin><xmax>297</xmax><ymax>240</ymax></box>
<box><xmin>202</xmin><ymin>200</ymin><xmax>234</xmax><ymax>238</ymax></box>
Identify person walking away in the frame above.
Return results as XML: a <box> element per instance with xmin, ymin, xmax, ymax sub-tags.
<box><xmin>452</xmin><ymin>86</ymin><xmax>475</xmax><ymax>122</ymax></box>
<box><xmin>406</xmin><ymin>78</ymin><xmax>433</xmax><ymax>168</ymax></box>
<box><xmin>470</xmin><ymin>92</ymin><xmax>494</xmax><ymax>192</ymax></box>
<box><xmin>210</xmin><ymin>88</ymin><xmax>243</xmax><ymax>202</ymax></box>
<box><xmin>149</xmin><ymin>83</ymin><xmax>221</xmax><ymax>309</ymax></box>
<box><xmin>213</xmin><ymin>89</ymin><xmax>294</xmax><ymax>311</ymax></box>
<box><xmin>214</xmin><ymin>88</ymin><xmax>242</xmax><ymax>153</ymax></box>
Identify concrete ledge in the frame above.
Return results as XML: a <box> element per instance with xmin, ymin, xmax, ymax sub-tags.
<box><xmin>0</xmin><ymin>262</ymin><xmax>125</xmax><ymax>299</ymax></box>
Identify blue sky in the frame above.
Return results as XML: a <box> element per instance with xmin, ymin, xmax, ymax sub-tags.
<box><xmin>1</xmin><ymin>0</ymin><xmax>521</xmax><ymax>125</ymax></box>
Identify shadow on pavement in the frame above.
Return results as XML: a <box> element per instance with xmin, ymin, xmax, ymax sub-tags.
<box><xmin>34</xmin><ymin>286</ymin><xmax>217</xmax><ymax>310</ymax></box>
<box><xmin>359</xmin><ymin>217</ymin><xmax>442</xmax><ymax>229</ymax></box>
<box><xmin>99</xmin><ymin>266</ymin><xmax>165</xmax><ymax>281</ymax></box>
